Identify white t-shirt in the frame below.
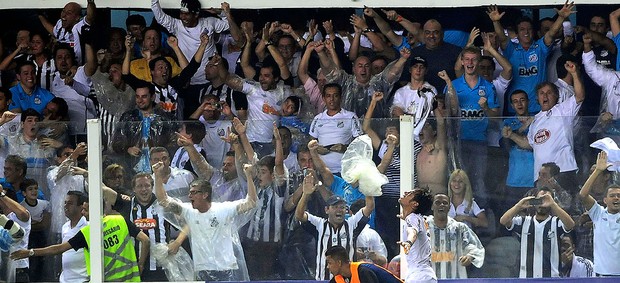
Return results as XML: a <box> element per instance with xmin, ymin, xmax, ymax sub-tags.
<box><xmin>527</xmin><ymin>95</ymin><xmax>581</xmax><ymax>175</ymax></box>
<box><xmin>554</xmin><ymin>79</ymin><xmax>575</xmax><ymax>104</ymax></box>
<box><xmin>20</xmin><ymin>199</ymin><xmax>51</xmax><ymax>223</ymax></box>
<box><xmin>309</xmin><ymin>109</ymin><xmax>362</xmax><ymax>173</ymax></box>
<box><xmin>589</xmin><ymin>202</ymin><xmax>620</xmax><ymax>275</ymax></box>
<box><xmin>8</xmin><ymin>212</ymin><xmax>31</xmax><ymax>269</ymax></box>
<box><xmin>50</xmin><ymin>66</ymin><xmax>97</xmax><ymax>135</ymax></box>
<box><xmin>402</xmin><ymin>213</ymin><xmax>436</xmax><ymax>282</ymax></box>
<box><xmin>448</xmin><ymin>199</ymin><xmax>485</xmax><ymax>228</ymax></box>
<box><xmin>60</xmin><ymin>216</ymin><xmax>88</xmax><ymax>283</ymax></box>
<box><xmin>180</xmin><ymin>200</ymin><xmax>242</xmax><ymax>271</ymax></box>
<box><xmin>356</xmin><ymin>225</ymin><xmax>388</xmax><ymax>259</ymax></box>
<box><xmin>391</xmin><ymin>82</ymin><xmax>436</xmax><ymax>138</ymax></box>
<box><xmin>242</xmin><ymin>81</ymin><xmax>290</xmax><ymax>143</ymax></box>
<box><xmin>199</xmin><ymin>116</ymin><xmax>232</xmax><ymax>169</ymax></box>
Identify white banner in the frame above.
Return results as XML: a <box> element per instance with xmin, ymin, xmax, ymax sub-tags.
<box><xmin>2</xmin><ymin>0</ymin><xmax>617</xmax><ymax>9</ymax></box>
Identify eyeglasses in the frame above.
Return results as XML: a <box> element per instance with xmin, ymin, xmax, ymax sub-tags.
<box><xmin>188</xmin><ymin>190</ymin><xmax>204</xmax><ymax>196</ymax></box>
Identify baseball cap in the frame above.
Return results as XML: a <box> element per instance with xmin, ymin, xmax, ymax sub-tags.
<box><xmin>410</xmin><ymin>56</ymin><xmax>427</xmax><ymax>68</ymax></box>
<box><xmin>327</xmin><ymin>195</ymin><xmax>346</xmax><ymax>206</ymax></box>
<box><xmin>180</xmin><ymin>0</ymin><xmax>201</xmax><ymax>14</ymax></box>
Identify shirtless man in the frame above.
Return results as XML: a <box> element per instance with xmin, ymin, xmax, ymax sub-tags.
<box><xmin>416</xmin><ymin>71</ymin><xmax>449</xmax><ymax>195</ymax></box>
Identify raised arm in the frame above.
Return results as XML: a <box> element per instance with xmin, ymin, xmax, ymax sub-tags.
<box><xmin>364</xmin><ymin>92</ymin><xmax>383</xmax><ymax>149</ymax></box>
<box><xmin>265</xmin><ymin>36</ymin><xmax>292</xmax><ymax>81</ymax></box>
<box><xmin>85</xmin><ymin>0</ymin><xmax>96</xmax><ymax>25</ymax></box>
<box><xmin>295</xmin><ymin>172</ymin><xmax>317</xmax><ymax>222</ymax></box>
<box><xmin>222</xmin><ymin>2</ymin><xmax>245</xmax><ymax>48</ymax></box>
<box><xmin>240</xmin><ymin>21</ymin><xmax>257</xmax><ymax>79</ymax></box>
<box><xmin>167</xmin><ymin>36</ymin><xmax>189</xmax><ymax>69</ymax></box>
<box><xmin>438</xmin><ymin>70</ymin><xmax>459</xmax><ymax>117</ymax></box>
<box><xmin>122</xmin><ymin>35</ymin><xmax>133</xmax><ymax>75</ymax></box>
<box><xmin>176</xmin><ymin>132</ymin><xmax>214</xmax><ymax>180</ymax></box>
<box><xmin>255</xmin><ymin>22</ymin><xmax>277</xmax><ymax>62</ymax></box>
<box><xmin>273</xmin><ymin>124</ymin><xmax>285</xmax><ymax>177</ymax></box>
<box><xmin>612</xmin><ymin>8</ymin><xmax>620</xmax><ymax>37</ymax></box>
<box><xmin>385</xmin><ymin>47</ymin><xmax>411</xmax><ymax>83</ymax></box>
<box><xmin>298</xmin><ymin>41</ymin><xmax>316</xmax><ymax>84</ymax></box>
<box><xmin>151</xmin><ymin>0</ymin><xmax>176</xmax><ymax>33</ymax></box>
<box><xmin>280</xmin><ymin>23</ymin><xmax>306</xmax><ymax>49</ymax></box>
<box><xmin>365</xmin><ymin>7</ymin><xmax>402</xmax><ymax>47</ymax></box>
<box><xmin>0</xmin><ymin>43</ymin><xmax>27</xmax><ymax>71</ymax></box>
<box><xmin>487</xmin><ymin>5</ymin><xmax>508</xmax><ymax>50</ymax></box>
<box><xmin>377</xmin><ymin>134</ymin><xmax>397</xmax><ymax>173</ymax></box>
<box><xmin>237</xmin><ymin>164</ymin><xmax>258</xmax><ymax>213</ymax></box>
<box><xmin>350</xmin><ymin>14</ymin><xmax>386</xmax><ymax>52</ymax></box>
<box><xmin>483</xmin><ymin>32</ymin><xmax>512</xmax><ymax>80</ymax></box>
<box><xmin>349</xmin><ymin>25</ymin><xmax>362</xmax><ymax>62</ymax></box>
<box><xmin>233</xmin><ymin>117</ymin><xmax>255</xmax><ymax>162</ymax></box>
<box><xmin>308</xmin><ymin>140</ymin><xmax>335</xmax><ymax>186</ymax></box>
<box><xmin>565</xmin><ymin>60</ymin><xmax>585</xmax><ymax>103</ymax></box>
<box><xmin>499</xmin><ymin>196</ymin><xmax>533</xmax><ymax>228</ymax></box>
<box><xmin>382</xmin><ymin>9</ymin><xmax>420</xmax><ymax>45</ymax></box>
<box><xmin>316</xmin><ymin>41</ymin><xmax>336</xmax><ymax>74</ymax></box>
<box><xmin>37</xmin><ymin>14</ymin><xmax>55</xmax><ymax>36</ymax></box>
<box><xmin>544</xmin><ymin>1</ymin><xmax>576</xmax><ymax>46</ymax></box>
<box><xmin>0</xmin><ymin>186</ymin><xmax>30</xmax><ymax>222</ymax></box>
<box><xmin>84</xmin><ymin>41</ymin><xmax>98</xmax><ymax>77</ymax></box>
<box><xmin>361</xmin><ymin>194</ymin><xmax>375</xmax><ymax>218</ymax></box>
<box><xmin>580</xmin><ymin>151</ymin><xmax>609</xmax><ymax>210</ymax></box>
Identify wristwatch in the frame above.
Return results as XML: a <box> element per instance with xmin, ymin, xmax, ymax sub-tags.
<box><xmin>0</xmin><ymin>191</ymin><xmax>5</xmax><ymax>198</ymax></box>
<box><xmin>362</xmin><ymin>28</ymin><xmax>374</xmax><ymax>34</ymax></box>
<box><xmin>28</xmin><ymin>249</ymin><xmax>35</xmax><ymax>257</ymax></box>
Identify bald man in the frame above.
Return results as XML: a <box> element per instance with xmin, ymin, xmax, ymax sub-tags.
<box><xmin>38</xmin><ymin>1</ymin><xmax>96</xmax><ymax>65</ymax></box>
<box><xmin>409</xmin><ymin>19</ymin><xmax>462</xmax><ymax>91</ymax></box>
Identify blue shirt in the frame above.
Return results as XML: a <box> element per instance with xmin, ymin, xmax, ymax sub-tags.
<box><xmin>503</xmin><ymin>117</ymin><xmax>535</xmax><ymax>187</ymax></box>
<box><xmin>614</xmin><ymin>33</ymin><xmax>620</xmax><ymax>72</ymax></box>
<box><xmin>451</xmin><ymin>75</ymin><xmax>498</xmax><ymax>141</ymax></box>
<box><xmin>9</xmin><ymin>83</ymin><xmax>55</xmax><ymax>114</ymax></box>
<box><xmin>330</xmin><ymin>175</ymin><xmax>375</xmax><ymax>228</ymax></box>
<box><xmin>504</xmin><ymin>38</ymin><xmax>551</xmax><ymax>114</ymax></box>
<box><xmin>0</xmin><ymin>178</ymin><xmax>45</xmax><ymax>203</ymax></box>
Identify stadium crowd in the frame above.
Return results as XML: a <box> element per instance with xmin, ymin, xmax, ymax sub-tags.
<box><xmin>0</xmin><ymin>0</ymin><xmax>618</xmax><ymax>281</ymax></box>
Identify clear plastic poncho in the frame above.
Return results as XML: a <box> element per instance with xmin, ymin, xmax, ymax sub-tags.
<box><xmin>341</xmin><ymin>135</ymin><xmax>387</xmax><ymax>196</ymax></box>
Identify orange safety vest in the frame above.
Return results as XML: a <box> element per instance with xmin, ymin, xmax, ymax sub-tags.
<box><xmin>334</xmin><ymin>262</ymin><xmax>363</xmax><ymax>283</ymax></box>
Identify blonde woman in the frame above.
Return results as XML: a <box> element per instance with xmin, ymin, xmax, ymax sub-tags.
<box><xmin>448</xmin><ymin>169</ymin><xmax>488</xmax><ymax>228</ymax></box>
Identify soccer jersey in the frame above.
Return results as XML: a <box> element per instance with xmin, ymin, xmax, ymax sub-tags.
<box><xmin>402</xmin><ymin>213</ymin><xmax>436</xmax><ymax>282</ymax></box>
<box><xmin>452</xmin><ymin>75</ymin><xmax>498</xmax><ymax>141</ymax></box>
<box><xmin>508</xmin><ymin>215</ymin><xmax>569</xmax><ymax>278</ymax></box>
<box><xmin>391</xmin><ymin>82</ymin><xmax>436</xmax><ymax>137</ymax></box>
<box><xmin>53</xmin><ymin>18</ymin><xmax>88</xmax><ymax>65</ymax></box>
<box><xmin>504</xmin><ymin>38</ymin><xmax>551</xmax><ymax>114</ymax></box>
<box><xmin>242</xmin><ymin>81</ymin><xmax>290</xmax><ymax>143</ymax></box>
<box><xmin>527</xmin><ymin>96</ymin><xmax>581</xmax><ymax>175</ymax></box>
<box><xmin>309</xmin><ymin>109</ymin><xmax>362</xmax><ymax>173</ymax></box>
<box><xmin>503</xmin><ymin>117</ymin><xmax>535</xmax><ymax>188</ymax></box>
<box><xmin>199</xmin><ymin>117</ymin><xmax>232</xmax><ymax>169</ymax></box>
<box><xmin>307</xmin><ymin>209</ymin><xmax>369</xmax><ymax>280</ymax></box>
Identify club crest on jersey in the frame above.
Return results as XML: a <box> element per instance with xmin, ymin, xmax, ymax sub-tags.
<box><xmin>337</xmin><ymin>121</ymin><xmax>344</xmax><ymax>128</ymax></box>
<box><xmin>478</xmin><ymin>89</ymin><xmax>486</xmax><ymax>97</ymax></box>
<box><xmin>601</xmin><ymin>50</ymin><xmax>609</xmax><ymax>57</ymax></box>
<box><xmin>217</xmin><ymin>128</ymin><xmax>225</xmax><ymax>136</ymax></box>
<box><xmin>528</xmin><ymin>53</ymin><xmax>538</xmax><ymax>63</ymax></box>
<box><xmin>210</xmin><ymin>217</ymin><xmax>219</xmax><ymax>227</ymax></box>
<box><xmin>534</xmin><ymin>129</ymin><xmax>550</xmax><ymax>144</ymax></box>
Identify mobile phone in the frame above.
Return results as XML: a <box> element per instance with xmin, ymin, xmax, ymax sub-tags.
<box><xmin>303</xmin><ymin>168</ymin><xmax>309</xmax><ymax>176</ymax></box>
<box><xmin>530</xmin><ymin>198</ymin><xmax>543</xmax><ymax>206</ymax></box>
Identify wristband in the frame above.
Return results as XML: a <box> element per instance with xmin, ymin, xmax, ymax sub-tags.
<box><xmin>396</xmin><ymin>15</ymin><xmax>404</xmax><ymax>23</ymax></box>
<box><xmin>405</xmin><ymin>240</ymin><xmax>413</xmax><ymax>246</ymax></box>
